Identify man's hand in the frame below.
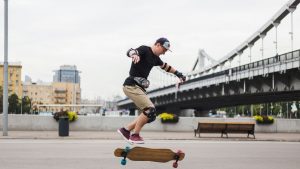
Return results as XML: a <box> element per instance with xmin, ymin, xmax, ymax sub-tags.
<box><xmin>127</xmin><ymin>48</ymin><xmax>140</xmax><ymax>64</ymax></box>
<box><xmin>174</xmin><ymin>70</ymin><xmax>186</xmax><ymax>83</ymax></box>
<box><xmin>131</xmin><ymin>55</ymin><xmax>140</xmax><ymax>64</ymax></box>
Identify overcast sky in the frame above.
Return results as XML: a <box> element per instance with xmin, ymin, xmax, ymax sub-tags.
<box><xmin>0</xmin><ymin>0</ymin><xmax>299</xmax><ymax>100</ymax></box>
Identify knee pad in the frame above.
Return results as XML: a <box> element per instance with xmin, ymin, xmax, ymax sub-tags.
<box><xmin>143</xmin><ymin>107</ymin><xmax>156</xmax><ymax>123</ymax></box>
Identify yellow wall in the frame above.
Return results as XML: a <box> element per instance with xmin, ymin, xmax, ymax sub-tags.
<box><xmin>0</xmin><ymin>64</ymin><xmax>22</xmax><ymax>97</ymax></box>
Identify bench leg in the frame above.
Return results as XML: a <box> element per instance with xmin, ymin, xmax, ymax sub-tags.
<box><xmin>221</xmin><ymin>131</ymin><xmax>228</xmax><ymax>138</ymax></box>
<box><xmin>248</xmin><ymin>131</ymin><xmax>255</xmax><ymax>139</ymax></box>
<box><xmin>194</xmin><ymin>129</ymin><xmax>201</xmax><ymax>138</ymax></box>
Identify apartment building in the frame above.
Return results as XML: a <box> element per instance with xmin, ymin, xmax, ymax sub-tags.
<box><xmin>23</xmin><ymin>82</ymin><xmax>53</xmax><ymax>105</ymax></box>
<box><xmin>23</xmin><ymin>65</ymin><xmax>82</xmax><ymax>112</ymax></box>
<box><xmin>52</xmin><ymin>82</ymin><xmax>81</xmax><ymax>105</ymax></box>
<box><xmin>0</xmin><ymin>62</ymin><xmax>22</xmax><ymax>97</ymax></box>
<box><xmin>23</xmin><ymin>81</ymin><xmax>81</xmax><ymax>112</ymax></box>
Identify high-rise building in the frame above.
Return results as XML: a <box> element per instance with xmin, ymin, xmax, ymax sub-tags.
<box><xmin>53</xmin><ymin>65</ymin><xmax>81</xmax><ymax>84</ymax></box>
<box><xmin>24</xmin><ymin>75</ymin><xmax>32</xmax><ymax>84</ymax></box>
<box><xmin>0</xmin><ymin>62</ymin><xmax>22</xmax><ymax>97</ymax></box>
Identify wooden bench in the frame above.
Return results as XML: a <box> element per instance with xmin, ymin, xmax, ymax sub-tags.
<box><xmin>194</xmin><ymin>122</ymin><xmax>255</xmax><ymax>138</ymax></box>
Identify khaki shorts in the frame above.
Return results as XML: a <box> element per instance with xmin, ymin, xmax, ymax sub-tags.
<box><xmin>123</xmin><ymin>85</ymin><xmax>154</xmax><ymax>111</ymax></box>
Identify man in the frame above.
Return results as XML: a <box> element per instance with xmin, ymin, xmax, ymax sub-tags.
<box><xmin>118</xmin><ymin>37</ymin><xmax>186</xmax><ymax>144</ymax></box>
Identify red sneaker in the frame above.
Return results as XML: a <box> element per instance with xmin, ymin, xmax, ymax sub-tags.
<box><xmin>117</xmin><ymin>128</ymin><xmax>130</xmax><ymax>141</ymax></box>
<box><xmin>129</xmin><ymin>133</ymin><xmax>144</xmax><ymax>144</ymax></box>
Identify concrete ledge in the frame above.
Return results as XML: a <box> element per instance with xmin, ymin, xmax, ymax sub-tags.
<box><xmin>0</xmin><ymin>115</ymin><xmax>300</xmax><ymax>133</ymax></box>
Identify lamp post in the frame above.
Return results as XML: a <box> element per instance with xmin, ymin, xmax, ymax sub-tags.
<box><xmin>3</xmin><ymin>0</ymin><xmax>9</xmax><ymax>136</ymax></box>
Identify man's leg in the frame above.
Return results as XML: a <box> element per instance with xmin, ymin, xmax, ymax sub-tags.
<box><xmin>120</xmin><ymin>85</ymin><xmax>155</xmax><ymax>143</ymax></box>
<box><xmin>126</xmin><ymin>115</ymin><xmax>139</xmax><ymax>131</ymax></box>
<box><xmin>129</xmin><ymin>107</ymin><xmax>156</xmax><ymax>144</ymax></box>
<box><xmin>131</xmin><ymin>113</ymin><xmax>148</xmax><ymax>133</ymax></box>
<box><xmin>118</xmin><ymin>112</ymin><xmax>148</xmax><ymax>143</ymax></box>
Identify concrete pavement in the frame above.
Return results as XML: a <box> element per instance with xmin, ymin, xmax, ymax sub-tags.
<box><xmin>1</xmin><ymin>131</ymin><xmax>300</xmax><ymax>169</ymax></box>
<box><xmin>1</xmin><ymin>131</ymin><xmax>300</xmax><ymax>142</ymax></box>
<box><xmin>1</xmin><ymin>139</ymin><xmax>300</xmax><ymax>169</ymax></box>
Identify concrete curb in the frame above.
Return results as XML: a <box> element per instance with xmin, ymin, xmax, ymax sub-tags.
<box><xmin>1</xmin><ymin>131</ymin><xmax>300</xmax><ymax>142</ymax></box>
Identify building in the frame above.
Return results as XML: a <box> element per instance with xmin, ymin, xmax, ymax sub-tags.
<box><xmin>23</xmin><ymin>81</ymin><xmax>81</xmax><ymax>112</ymax></box>
<box><xmin>52</xmin><ymin>82</ymin><xmax>81</xmax><ymax>105</ymax></box>
<box><xmin>53</xmin><ymin>65</ymin><xmax>81</xmax><ymax>84</ymax></box>
<box><xmin>23</xmin><ymin>65</ymin><xmax>82</xmax><ymax>112</ymax></box>
<box><xmin>23</xmin><ymin>81</ymin><xmax>53</xmax><ymax>111</ymax></box>
<box><xmin>0</xmin><ymin>62</ymin><xmax>22</xmax><ymax>97</ymax></box>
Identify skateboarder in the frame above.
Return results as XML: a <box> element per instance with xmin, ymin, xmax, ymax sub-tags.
<box><xmin>118</xmin><ymin>37</ymin><xmax>186</xmax><ymax>144</ymax></box>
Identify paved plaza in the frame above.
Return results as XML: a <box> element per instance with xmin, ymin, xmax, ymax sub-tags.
<box><xmin>1</xmin><ymin>131</ymin><xmax>300</xmax><ymax>169</ymax></box>
<box><xmin>1</xmin><ymin>139</ymin><xmax>300</xmax><ymax>169</ymax></box>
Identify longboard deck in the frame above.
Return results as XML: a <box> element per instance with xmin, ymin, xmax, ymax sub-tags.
<box><xmin>114</xmin><ymin>146</ymin><xmax>185</xmax><ymax>163</ymax></box>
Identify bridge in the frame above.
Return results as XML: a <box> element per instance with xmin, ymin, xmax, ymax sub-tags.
<box><xmin>118</xmin><ymin>0</ymin><xmax>300</xmax><ymax>116</ymax></box>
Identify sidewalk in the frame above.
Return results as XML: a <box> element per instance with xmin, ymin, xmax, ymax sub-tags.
<box><xmin>1</xmin><ymin>131</ymin><xmax>300</xmax><ymax>142</ymax></box>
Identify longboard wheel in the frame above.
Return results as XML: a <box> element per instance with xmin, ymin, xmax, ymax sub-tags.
<box><xmin>125</xmin><ymin>146</ymin><xmax>130</xmax><ymax>152</ymax></box>
<box><xmin>121</xmin><ymin>159</ymin><xmax>127</xmax><ymax>165</ymax></box>
<box><xmin>173</xmin><ymin>162</ymin><xmax>178</xmax><ymax>168</ymax></box>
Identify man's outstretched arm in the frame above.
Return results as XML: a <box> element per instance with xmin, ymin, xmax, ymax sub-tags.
<box><xmin>160</xmin><ymin>62</ymin><xmax>186</xmax><ymax>82</ymax></box>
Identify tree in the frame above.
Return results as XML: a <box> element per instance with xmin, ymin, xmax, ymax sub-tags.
<box><xmin>252</xmin><ymin>104</ymin><xmax>262</xmax><ymax>116</ymax></box>
<box><xmin>8</xmin><ymin>93</ymin><xmax>19</xmax><ymax>114</ymax></box>
<box><xmin>21</xmin><ymin>96</ymin><xmax>32</xmax><ymax>114</ymax></box>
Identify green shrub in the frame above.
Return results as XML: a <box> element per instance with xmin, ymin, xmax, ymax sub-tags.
<box><xmin>253</xmin><ymin>115</ymin><xmax>274</xmax><ymax>124</ymax></box>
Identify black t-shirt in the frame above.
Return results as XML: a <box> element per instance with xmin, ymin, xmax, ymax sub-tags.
<box><xmin>123</xmin><ymin>45</ymin><xmax>164</xmax><ymax>86</ymax></box>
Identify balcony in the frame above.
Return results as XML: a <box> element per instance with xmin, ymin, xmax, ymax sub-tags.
<box><xmin>54</xmin><ymin>88</ymin><xmax>67</xmax><ymax>93</ymax></box>
<box><xmin>54</xmin><ymin>93</ymin><xmax>66</xmax><ymax>98</ymax></box>
<box><xmin>55</xmin><ymin>99</ymin><xmax>66</xmax><ymax>104</ymax></box>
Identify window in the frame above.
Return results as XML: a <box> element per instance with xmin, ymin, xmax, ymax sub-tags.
<box><xmin>249</xmin><ymin>63</ymin><xmax>253</xmax><ymax>69</ymax></box>
<box><xmin>286</xmin><ymin>53</ymin><xmax>292</xmax><ymax>60</ymax></box>
<box><xmin>280</xmin><ymin>54</ymin><xmax>286</xmax><ymax>61</ymax></box>
<box><xmin>293</xmin><ymin>51</ymin><xmax>299</xmax><ymax>57</ymax></box>
<box><xmin>253</xmin><ymin>62</ymin><xmax>258</xmax><ymax>68</ymax></box>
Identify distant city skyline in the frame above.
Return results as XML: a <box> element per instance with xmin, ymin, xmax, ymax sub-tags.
<box><xmin>0</xmin><ymin>0</ymin><xmax>299</xmax><ymax>99</ymax></box>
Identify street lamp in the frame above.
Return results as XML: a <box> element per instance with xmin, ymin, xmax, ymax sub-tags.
<box><xmin>3</xmin><ymin>0</ymin><xmax>9</xmax><ymax>136</ymax></box>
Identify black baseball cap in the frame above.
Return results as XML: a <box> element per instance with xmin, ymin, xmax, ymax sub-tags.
<box><xmin>156</xmin><ymin>37</ymin><xmax>172</xmax><ymax>52</ymax></box>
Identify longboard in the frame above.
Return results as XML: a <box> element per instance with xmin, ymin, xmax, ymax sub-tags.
<box><xmin>114</xmin><ymin>146</ymin><xmax>185</xmax><ymax>168</ymax></box>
